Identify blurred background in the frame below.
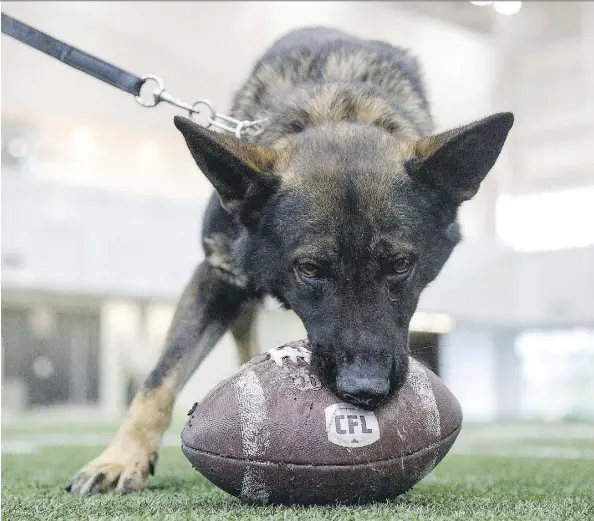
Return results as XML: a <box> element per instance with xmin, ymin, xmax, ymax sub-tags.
<box><xmin>1</xmin><ymin>0</ymin><xmax>593</xmax><ymax>449</ymax></box>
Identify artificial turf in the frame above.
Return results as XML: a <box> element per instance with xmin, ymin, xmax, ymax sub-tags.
<box><xmin>2</xmin><ymin>443</ymin><xmax>593</xmax><ymax>521</ymax></box>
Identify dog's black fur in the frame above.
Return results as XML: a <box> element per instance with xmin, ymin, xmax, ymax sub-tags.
<box><xmin>67</xmin><ymin>27</ymin><xmax>513</xmax><ymax>495</ymax></box>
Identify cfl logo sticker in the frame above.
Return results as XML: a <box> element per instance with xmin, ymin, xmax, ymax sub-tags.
<box><xmin>324</xmin><ymin>403</ymin><xmax>380</xmax><ymax>447</ymax></box>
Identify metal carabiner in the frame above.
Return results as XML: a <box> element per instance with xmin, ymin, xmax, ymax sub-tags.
<box><xmin>135</xmin><ymin>74</ymin><xmax>268</xmax><ymax>138</ymax></box>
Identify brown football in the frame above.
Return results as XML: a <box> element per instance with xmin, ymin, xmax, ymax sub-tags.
<box><xmin>181</xmin><ymin>340</ymin><xmax>462</xmax><ymax>505</ymax></box>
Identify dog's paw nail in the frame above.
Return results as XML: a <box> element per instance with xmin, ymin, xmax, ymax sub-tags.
<box><xmin>86</xmin><ymin>473</ymin><xmax>106</xmax><ymax>495</ymax></box>
<box><xmin>117</xmin><ymin>476</ymin><xmax>139</xmax><ymax>494</ymax></box>
<box><xmin>148</xmin><ymin>454</ymin><xmax>158</xmax><ymax>476</ymax></box>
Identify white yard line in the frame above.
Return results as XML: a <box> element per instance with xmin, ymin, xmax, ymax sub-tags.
<box><xmin>458</xmin><ymin>424</ymin><xmax>594</xmax><ymax>440</ymax></box>
<box><xmin>1</xmin><ymin>433</ymin><xmax>183</xmax><ymax>454</ymax></box>
<box><xmin>451</xmin><ymin>444</ymin><xmax>594</xmax><ymax>460</ymax></box>
<box><xmin>3</xmin><ymin>432</ymin><xmax>594</xmax><ymax>461</ymax></box>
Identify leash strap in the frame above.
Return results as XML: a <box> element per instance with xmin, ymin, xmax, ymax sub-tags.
<box><xmin>1</xmin><ymin>12</ymin><xmax>268</xmax><ymax>138</ymax></box>
<box><xmin>1</xmin><ymin>12</ymin><xmax>144</xmax><ymax>96</ymax></box>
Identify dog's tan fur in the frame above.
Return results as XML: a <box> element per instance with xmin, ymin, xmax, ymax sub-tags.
<box><xmin>66</xmin><ymin>375</ymin><xmax>176</xmax><ymax>494</ymax></box>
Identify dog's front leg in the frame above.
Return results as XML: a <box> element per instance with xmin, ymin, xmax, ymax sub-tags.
<box><xmin>66</xmin><ymin>261</ymin><xmax>255</xmax><ymax>495</ymax></box>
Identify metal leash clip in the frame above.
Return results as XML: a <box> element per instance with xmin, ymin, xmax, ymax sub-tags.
<box><xmin>135</xmin><ymin>74</ymin><xmax>267</xmax><ymax>139</ymax></box>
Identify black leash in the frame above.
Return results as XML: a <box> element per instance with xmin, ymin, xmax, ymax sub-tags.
<box><xmin>1</xmin><ymin>12</ymin><xmax>144</xmax><ymax>96</ymax></box>
<box><xmin>1</xmin><ymin>12</ymin><xmax>267</xmax><ymax>138</ymax></box>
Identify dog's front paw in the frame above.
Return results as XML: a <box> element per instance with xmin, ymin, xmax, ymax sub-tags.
<box><xmin>65</xmin><ymin>445</ymin><xmax>158</xmax><ymax>496</ymax></box>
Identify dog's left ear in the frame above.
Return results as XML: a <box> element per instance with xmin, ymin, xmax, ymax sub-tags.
<box><xmin>408</xmin><ymin>112</ymin><xmax>514</xmax><ymax>205</ymax></box>
<box><xmin>174</xmin><ymin>116</ymin><xmax>279</xmax><ymax>224</ymax></box>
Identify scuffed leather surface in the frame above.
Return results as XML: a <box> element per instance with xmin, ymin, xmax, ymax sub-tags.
<box><xmin>182</xmin><ymin>426</ymin><xmax>461</xmax><ymax>505</ymax></box>
<box><xmin>181</xmin><ymin>341</ymin><xmax>462</xmax><ymax>504</ymax></box>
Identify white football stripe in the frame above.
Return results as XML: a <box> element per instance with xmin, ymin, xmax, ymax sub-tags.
<box><xmin>240</xmin><ymin>466</ymin><xmax>270</xmax><ymax>504</ymax></box>
<box><xmin>234</xmin><ymin>369</ymin><xmax>270</xmax><ymax>503</ymax></box>
<box><xmin>233</xmin><ymin>369</ymin><xmax>270</xmax><ymax>457</ymax></box>
<box><xmin>407</xmin><ymin>358</ymin><xmax>441</xmax><ymax>438</ymax></box>
<box><xmin>407</xmin><ymin>358</ymin><xmax>442</xmax><ymax>480</ymax></box>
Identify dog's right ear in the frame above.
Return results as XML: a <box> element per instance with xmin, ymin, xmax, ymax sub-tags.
<box><xmin>174</xmin><ymin>116</ymin><xmax>280</xmax><ymax>224</ymax></box>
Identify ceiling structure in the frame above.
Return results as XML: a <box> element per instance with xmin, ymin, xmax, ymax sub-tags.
<box><xmin>2</xmin><ymin>1</ymin><xmax>592</xmax><ymax>200</ymax></box>
<box><xmin>1</xmin><ymin>1</ymin><xmax>496</xmax><ymax>190</ymax></box>
<box><xmin>397</xmin><ymin>1</ymin><xmax>494</xmax><ymax>33</ymax></box>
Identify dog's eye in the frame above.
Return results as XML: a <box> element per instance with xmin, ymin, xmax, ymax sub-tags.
<box><xmin>387</xmin><ymin>257</ymin><xmax>413</xmax><ymax>277</ymax></box>
<box><xmin>296</xmin><ymin>261</ymin><xmax>320</xmax><ymax>279</ymax></box>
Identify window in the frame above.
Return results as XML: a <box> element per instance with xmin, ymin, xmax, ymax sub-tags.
<box><xmin>516</xmin><ymin>328</ymin><xmax>594</xmax><ymax>420</ymax></box>
<box><xmin>496</xmin><ymin>186</ymin><xmax>594</xmax><ymax>251</ymax></box>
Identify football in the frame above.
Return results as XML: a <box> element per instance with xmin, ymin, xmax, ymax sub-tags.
<box><xmin>181</xmin><ymin>341</ymin><xmax>462</xmax><ymax>505</ymax></box>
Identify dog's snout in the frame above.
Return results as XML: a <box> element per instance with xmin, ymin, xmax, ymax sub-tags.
<box><xmin>336</xmin><ymin>375</ymin><xmax>390</xmax><ymax>409</ymax></box>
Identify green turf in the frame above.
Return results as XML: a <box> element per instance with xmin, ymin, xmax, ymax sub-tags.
<box><xmin>2</xmin><ymin>445</ymin><xmax>593</xmax><ymax>521</ymax></box>
<box><xmin>1</xmin><ymin>418</ymin><xmax>187</xmax><ymax>438</ymax></box>
<box><xmin>1</xmin><ymin>421</ymin><xmax>122</xmax><ymax>438</ymax></box>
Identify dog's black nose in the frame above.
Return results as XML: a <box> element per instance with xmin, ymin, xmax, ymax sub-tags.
<box><xmin>337</xmin><ymin>378</ymin><xmax>390</xmax><ymax>409</ymax></box>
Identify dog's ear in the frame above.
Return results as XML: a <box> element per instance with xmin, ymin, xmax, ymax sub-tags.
<box><xmin>407</xmin><ymin>112</ymin><xmax>514</xmax><ymax>205</ymax></box>
<box><xmin>174</xmin><ymin>116</ymin><xmax>279</xmax><ymax>223</ymax></box>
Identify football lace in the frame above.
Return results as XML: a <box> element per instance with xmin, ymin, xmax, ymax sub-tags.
<box><xmin>267</xmin><ymin>343</ymin><xmax>311</xmax><ymax>366</ymax></box>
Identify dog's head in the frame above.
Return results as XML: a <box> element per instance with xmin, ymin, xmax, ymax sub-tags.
<box><xmin>175</xmin><ymin>113</ymin><xmax>513</xmax><ymax>408</ymax></box>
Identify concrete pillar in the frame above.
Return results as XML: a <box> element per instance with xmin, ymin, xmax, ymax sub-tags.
<box><xmin>440</xmin><ymin>326</ymin><xmax>498</xmax><ymax>422</ymax></box>
<box><xmin>482</xmin><ymin>8</ymin><xmax>528</xmax><ymax>239</ymax></box>
<box><xmin>440</xmin><ymin>325</ymin><xmax>522</xmax><ymax>421</ymax></box>
<box><xmin>580</xmin><ymin>3</ymin><xmax>594</xmax><ymax>123</ymax></box>
<box><xmin>99</xmin><ymin>300</ymin><xmax>142</xmax><ymax>416</ymax></box>
<box><xmin>493</xmin><ymin>328</ymin><xmax>522</xmax><ymax>419</ymax></box>
<box><xmin>143</xmin><ymin>301</ymin><xmax>176</xmax><ymax>378</ymax></box>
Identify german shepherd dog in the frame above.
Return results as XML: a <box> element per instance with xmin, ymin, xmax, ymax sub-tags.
<box><xmin>67</xmin><ymin>27</ymin><xmax>513</xmax><ymax>495</ymax></box>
